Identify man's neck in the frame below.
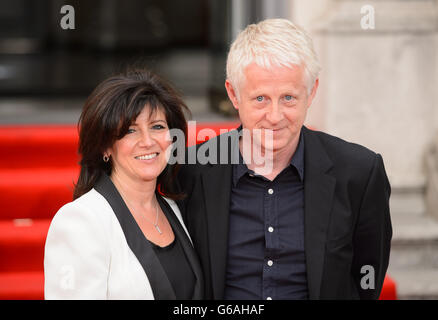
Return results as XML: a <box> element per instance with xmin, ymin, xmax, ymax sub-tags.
<box><xmin>239</xmin><ymin>135</ymin><xmax>300</xmax><ymax>181</ymax></box>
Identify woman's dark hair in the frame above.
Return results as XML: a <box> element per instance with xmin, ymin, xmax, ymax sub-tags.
<box><xmin>73</xmin><ymin>68</ymin><xmax>189</xmax><ymax>200</ymax></box>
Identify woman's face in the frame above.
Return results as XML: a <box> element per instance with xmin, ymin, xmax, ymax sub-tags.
<box><xmin>106</xmin><ymin>106</ymin><xmax>172</xmax><ymax>185</ymax></box>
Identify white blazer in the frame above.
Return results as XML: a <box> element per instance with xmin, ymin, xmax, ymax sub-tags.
<box><xmin>44</xmin><ymin>174</ymin><xmax>203</xmax><ymax>300</ymax></box>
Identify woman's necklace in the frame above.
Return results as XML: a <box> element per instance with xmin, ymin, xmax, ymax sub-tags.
<box><xmin>151</xmin><ymin>201</ymin><xmax>162</xmax><ymax>235</ymax></box>
<box><xmin>111</xmin><ymin>177</ymin><xmax>162</xmax><ymax>235</ymax></box>
<box><xmin>123</xmin><ymin>194</ymin><xmax>163</xmax><ymax>235</ymax></box>
<box><xmin>141</xmin><ymin>200</ymin><xmax>162</xmax><ymax>235</ymax></box>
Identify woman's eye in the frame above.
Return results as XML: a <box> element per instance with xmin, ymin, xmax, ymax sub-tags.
<box><xmin>256</xmin><ymin>96</ymin><xmax>264</xmax><ymax>102</ymax></box>
<box><xmin>152</xmin><ymin>124</ymin><xmax>166</xmax><ymax>130</ymax></box>
<box><xmin>127</xmin><ymin>128</ymin><xmax>136</xmax><ymax>134</ymax></box>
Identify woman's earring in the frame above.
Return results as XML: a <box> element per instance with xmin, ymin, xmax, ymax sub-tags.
<box><xmin>103</xmin><ymin>154</ymin><xmax>110</xmax><ymax>162</ymax></box>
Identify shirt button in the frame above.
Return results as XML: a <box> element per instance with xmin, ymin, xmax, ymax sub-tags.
<box><xmin>268</xmin><ymin>188</ymin><xmax>274</xmax><ymax>195</ymax></box>
<box><xmin>268</xmin><ymin>226</ymin><xmax>274</xmax><ymax>233</ymax></box>
<box><xmin>267</xmin><ymin>260</ymin><xmax>273</xmax><ymax>267</ymax></box>
<box><xmin>266</xmin><ymin>297</ymin><xmax>272</xmax><ymax>300</ymax></box>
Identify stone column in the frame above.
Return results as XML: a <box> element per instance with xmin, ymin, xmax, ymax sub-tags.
<box><xmin>426</xmin><ymin>135</ymin><xmax>438</xmax><ymax>220</ymax></box>
<box><xmin>306</xmin><ymin>0</ymin><xmax>438</xmax><ymax>216</ymax></box>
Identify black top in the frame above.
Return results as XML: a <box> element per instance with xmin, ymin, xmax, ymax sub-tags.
<box><xmin>224</xmin><ymin>131</ymin><xmax>308</xmax><ymax>300</ymax></box>
<box><xmin>150</xmin><ymin>234</ymin><xmax>196</xmax><ymax>299</ymax></box>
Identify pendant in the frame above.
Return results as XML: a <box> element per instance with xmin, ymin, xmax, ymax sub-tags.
<box><xmin>155</xmin><ymin>224</ymin><xmax>163</xmax><ymax>234</ymax></box>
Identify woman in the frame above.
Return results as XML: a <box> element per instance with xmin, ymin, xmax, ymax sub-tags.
<box><xmin>44</xmin><ymin>69</ymin><xmax>203</xmax><ymax>299</ymax></box>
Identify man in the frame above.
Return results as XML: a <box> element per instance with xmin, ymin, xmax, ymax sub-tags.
<box><xmin>177</xmin><ymin>18</ymin><xmax>392</xmax><ymax>300</ymax></box>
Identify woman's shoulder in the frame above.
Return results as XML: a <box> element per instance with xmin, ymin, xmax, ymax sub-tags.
<box><xmin>50</xmin><ymin>188</ymin><xmax>114</xmax><ymax>229</ymax></box>
<box><xmin>72</xmin><ymin>188</ymin><xmax>111</xmax><ymax>209</ymax></box>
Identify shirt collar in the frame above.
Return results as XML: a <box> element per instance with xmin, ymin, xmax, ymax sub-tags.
<box><xmin>233</xmin><ymin>152</ymin><xmax>250</xmax><ymax>187</ymax></box>
<box><xmin>232</xmin><ymin>127</ymin><xmax>305</xmax><ymax>187</ymax></box>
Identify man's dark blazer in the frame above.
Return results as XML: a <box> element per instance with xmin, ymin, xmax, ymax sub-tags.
<box><xmin>177</xmin><ymin>125</ymin><xmax>392</xmax><ymax>300</ymax></box>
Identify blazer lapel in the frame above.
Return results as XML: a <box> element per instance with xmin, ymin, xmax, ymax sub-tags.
<box><xmin>157</xmin><ymin>194</ymin><xmax>204</xmax><ymax>299</ymax></box>
<box><xmin>302</xmin><ymin>126</ymin><xmax>336</xmax><ymax>299</ymax></box>
<box><xmin>199</xmin><ymin>129</ymin><xmax>238</xmax><ymax>299</ymax></box>
<box><xmin>94</xmin><ymin>174</ymin><xmax>176</xmax><ymax>300</ymax></box>
<box><xmin>202</xmin><ymin>163</ymin><xmax>233</xmax><ymax>300</ymax></box>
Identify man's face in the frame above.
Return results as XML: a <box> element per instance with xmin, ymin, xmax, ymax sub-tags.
<box><xmin>226</xmin><ymin>63</ymin><xmax>318</xmax><ymax>156</ymax></box>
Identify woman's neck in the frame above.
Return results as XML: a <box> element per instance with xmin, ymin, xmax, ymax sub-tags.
<box><xmin>110</xmin><ymin>171</ymin><xmax>157</xmax><ymax>209</ymax></box>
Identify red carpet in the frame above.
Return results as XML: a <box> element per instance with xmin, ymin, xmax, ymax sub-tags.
<box><xmin>0</xmin><ymin>123</ymin><xmax>396</xmax><ymax>300</ymax></box>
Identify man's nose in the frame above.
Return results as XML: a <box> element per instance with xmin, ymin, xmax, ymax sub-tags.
<box><xmin>265</xmin><ymin>102</ymin><xmax>283</xmax><ymax>124</ymax></box>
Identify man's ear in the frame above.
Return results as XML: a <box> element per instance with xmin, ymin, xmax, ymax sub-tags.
<box><xmin>225</xmin><ymin>80</ymin><xmax>240</xmax><ymax>110</ymax></box>
<box><xmin>307</xmin><ymin>78</ymin><xmax>319</xmax><ymax>108</ymax></box>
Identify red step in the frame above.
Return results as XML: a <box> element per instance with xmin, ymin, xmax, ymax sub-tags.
<box><xmin>0</xmin><ymin>168</ymin><xmax>78</xmax><ymax>219</ymax></box>
<box><xmin>0</xmin><ymin>125</ymin><xmax>80</xmax><ymax>169</ymax></box>
<box><xmin>0</xmin><ymin>272</ymin><xmax>44</xmax><ymax>300</ymax></box>
<box><xmin>0</xmin><ymin>219</ymin><xmax>51</xmax><ymax>272</ymax></box>
<box><xmin>379</xmin><ymin>275</ymin><xmax>397</xmax><ymax>300</ymax></box>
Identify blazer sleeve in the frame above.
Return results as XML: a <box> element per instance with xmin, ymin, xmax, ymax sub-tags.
<box><xmin>352</xmin><ymin>153</ymin><xmax>393</xmax><ymax>299</ymax></box>
<box><xmin>44</xmin><ymin>201</ymin><xmax>111</xmax><ymax>299</ymax></box>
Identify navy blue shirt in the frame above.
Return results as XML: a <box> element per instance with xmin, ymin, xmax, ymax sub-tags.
<box><xmin>224</xmin><ymin>131</ymin><xmax>308</xmax><ymax>300</ymax></box>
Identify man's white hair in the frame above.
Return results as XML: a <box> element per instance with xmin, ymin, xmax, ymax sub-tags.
<box><xmin>226</xmin><ymin>18</ymin><xmax>321</xmax><ymax>98</ymax></box>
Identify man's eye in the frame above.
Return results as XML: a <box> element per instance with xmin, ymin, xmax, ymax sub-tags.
<box><xmin>256</xmin><ymin>96</ymin><xmax>264</xmax><ymax>102</ymax></box>
<box><xmin>285</xmin><ymin>95</ymin><xmax>293</xmax><ymax>101</ymax></box>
